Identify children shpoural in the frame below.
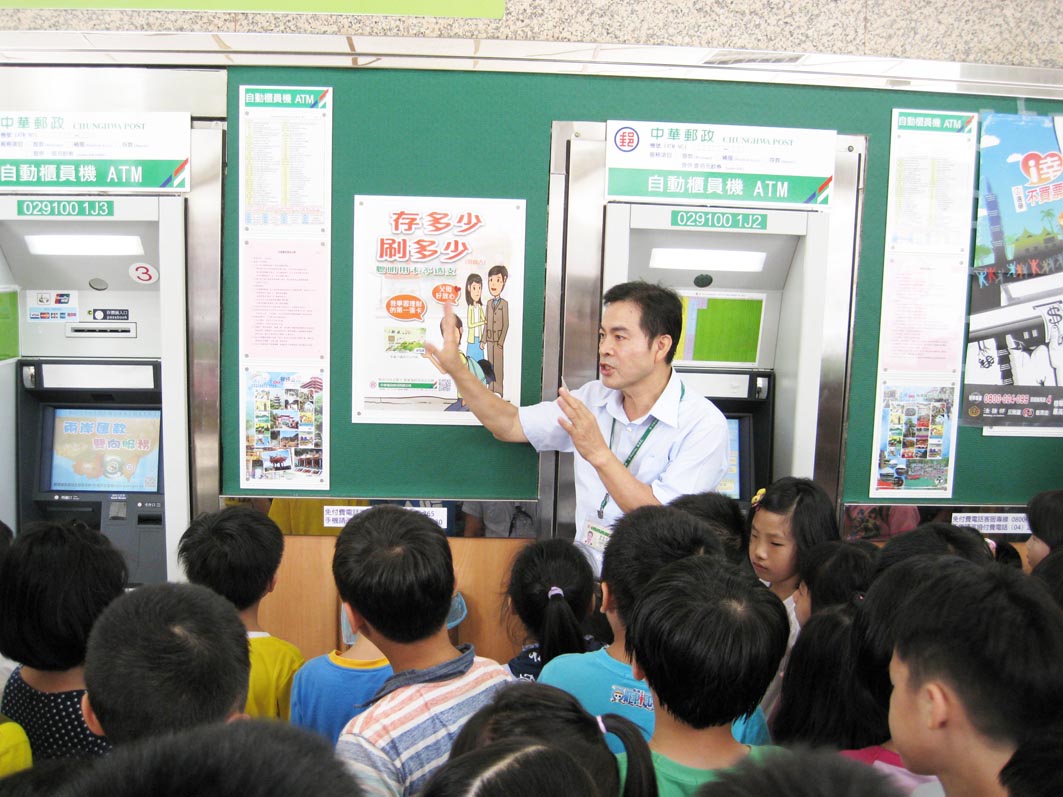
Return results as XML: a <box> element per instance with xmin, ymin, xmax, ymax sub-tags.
<box><xmin>745</xmin><ymin>477</ymin><xmax>840</xmax><ymax>716</ymax></box>
<box><xmin>772</xmin><ymin>604</ymin><xmax>880</xmax><ymax>751</ymax></box>
<box><xmin>1025</xmin><ymin>488</ymin><xmax>1063</xmax><ymax>569</ymax></box>
<box><xmin>422</xmin><ymin>737</ymin><xmax>599</xmax><ymax>797</ymax></box>
<box><xmin>624</xmin><ymin>556</ymin><xmax>789</xmax><ymax>797</ymax></box>
<box><xmin>539</xmin><ymin>506</ymin><xmax>770</xmax><ymax>755</ymax></box>
<box><xmin>178</xmin><ymin>505</ymin><xmax>303</xmax><ymax>720</ymax></box>
<box><xmin>667</xmin><ymin>491</ymin><xmax>747</xmax><ymax>567</ymax></box>
<box><xmin>81</xmin><ymin>582</ymin><xmax>250</xmax><ymax>745</ymax></box>
<box><xmin>449</xmin><ymin>681</ymin><xmax>657</xmax><ymax>797</ymax></box>
<box><xmin>0</xmin><ymin>520</ymin><xmax>127</xmax><ymax>761</ymax></box>
<box><xmin>69</xmin><ymin>720</ymin><xmax>365</xmax><ymax>797</ymax></box>
<box><xmin>290</xmin><ymin>581</ymin><xmax>393</xmax><ymax>744</ymax></box>
<box><xmin>889</xmin><ymin>561</ymin><xmax>1063</xmax><ymax>797</ymax></box>
<box><xmin>425</xmin><ymin>735</ymin><xmax>608</xmax><ymax>797</ymax></box>
<box><xmin>504</xmin><ymin>538</ymin><xmax>602</xmax><ymax>681</ymax></box>
<box><xmin>791</xmin><ymin>540</ymin><xmax>876</xmax><ymax>628</ymax></box>
<box><xmin>843</xmin><ymin>555</ymin><xmax>969</xmax><ymax>794</ymax></box>
<box><xmin>332</xmin><ymin>506</ymin><xmax>510</xmax><ymax>796</ymax></box>
<box><xmin>697</xmin><ymin>746</ymin><xmax>905</xmax><ymax>797</ymax></box>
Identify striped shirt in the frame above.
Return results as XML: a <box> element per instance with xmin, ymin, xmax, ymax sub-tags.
<box><xmin>335</xmin><ymin>645</ymin><xmax>510</xmax><ymax>797</ymax></box>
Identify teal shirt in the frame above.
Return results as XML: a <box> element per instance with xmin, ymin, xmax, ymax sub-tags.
<box><xmin>538</xmin><ymin>648</ymin><xmax>771</xmax><ymax>755</ymax></box>
<box><xmin>617</xmin><ymin>745</ymin><xmax>779</xmax><ymax>797</ymax></box>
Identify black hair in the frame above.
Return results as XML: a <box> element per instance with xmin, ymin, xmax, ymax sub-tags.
<box><xmin>873</xmin><ymin>522</ymin><xmax>991</xmax><ymax>577</ymax></box>
<box><xmin>1031</xmin><ymin>548</ymin><xmax>1063</xmax><ymax>611</ymax></box>
<box><xmin>993</xmin><ymin>539</ymin><xmax>1022</xmax><ymax>569</ymax></box>
<box><xmin>772</xmin><ymin>605</ymin><xmax>882</xmax><ymax>749</ymax></box>
<box><xmin>506</xmin><ymin>539</ymin><xmax>594</xmax><ymax>667</ymax></box>
<box><xmin>0</xmin><ymin>520</ymin><xmax>127</xmax><ymax>670</ymax></box>
<box><xmin>796</xmin><ymin>541</ymin><xmax>876</xmax><ymax>614</ymax></box>
<box><xmin>72</xmin><ymin>720</ymin><xmax>363</xmax><ymax>797</ymax></box>
<box><xmin>84</xmin><ymin>583</ymin><xmax>250</xmax><ymax>745</ymax></box>
<box><xmin>465</xmin><ymin>273</ymin><xmax>483</xmax><ymax>306</ymax></box>
<box><xmin>1026</xmin><ymin>489</ymin><xmax>1063</xmax><ymax>549</ymax></box>
<box><xmin>424</xmin><ymin>737</ymin><xmax>600</xmax><ymax>797</ymax></box>
<box><xmin>999</xmin><ymin>725</ymin><xmax>1063</xmax><ymax>797</ymax></box>
<box><xmin>451</xmin><ymin>682</ymin><xmax>655</xmax><ymax>797</ymax></box>
<box><xmin>850</xmin><ymin>554</ymin><xmax>970</xmax><ymax>737</ymax></box>
<box><xmin>178</xmin><ymin>506</ymin><xmax>284</xmax><ymax>611</ymax></box>
<box><xmin>332</xmin><ymin>505</ymin><xmax>453</xmax><ymax>643</ymax></box>
<box><xmin>0</xmin><ymin>518</ymin><xmax>13</xmax><ymax>551</ymax></box>
<box><xmin>487</xmin><ymin>264</ymin><xmax>509</xmax><ymax>281</ymax></box>
<box><xmin>893</xmin><ymin>562</ymin><xmax>1063</xmax><ymax>745</ymax></box>
<box><xmin>601</xmin><ymin>505</ymin><xmax>724</xmax><ymax>627</ymax></box>
<box><xmin>626</xmin><ymin>556</ymin><xmax>788</xmax><ymax>728</ymax></box>
<box><xmin>0</xmin><ymin>758</ymin><xmax>87</xmax><ymax>797</ymax></box>
<box><xmin>602</xmin><ymin>281</ymin><xmax>682</xmax><ymax>363</ymax></box>
<box><xmin>696</xmin><ymin>746</ymin><xmax>905</xmax><ymax>797</ymax></box>
<box><xmin>746</xmin><ymin>477</ymin><xmax>839</xmax><ymax>553</ymax></box>
<box><xmin>668</xmin><ymin>492</ymin><xmax>746</xmax><ymax>565</ymax></box>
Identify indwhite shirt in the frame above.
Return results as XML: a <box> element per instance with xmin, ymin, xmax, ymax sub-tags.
<box><xmin>518</xmin><ymin>369</ymin><xmax>729</xmax><ymax>571</ymax></box>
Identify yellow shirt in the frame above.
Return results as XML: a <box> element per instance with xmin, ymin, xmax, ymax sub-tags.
<box><xmin>268</xmin><ymin>498</ymin><xmax>369</xmax><ymax>537</ymax></box>
<box><xmin>246</xmin><ymin>634</ymin><xmax>304</xmax><ymax>720</ymax></box>
<box><xmin>0</xmin><ymin>715</ymin><xmax>31</xmax><ymax>777</ymax></box>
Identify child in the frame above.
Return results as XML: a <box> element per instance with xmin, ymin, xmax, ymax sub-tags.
<box><xmin>505</xmin><ymin>538</ymin><xmax>601</xmax><ymax>680</ymax></box>
<box><xmin>999</xmin><ymin>727</ymin><xmax>1063</xmax><ymax>797</ymax></box>
<box><xmin>72</xmin><ymin>720</ymin><xmax>364</xmax><ymax>797</ymax></box>
<box><xmin>873</xmin><ymin>522</ymin><xmax>990</xmax><ymax>577</ymax></box>
<box><xmin>792</xmin><ymin>540</ymin><xmax>876</xmax><ymax>627</ymax></box>
<box><xmin>333</xmin><ymin>506</ymin><xmax>510</xmax><ymax>796</ymax></box>
<box><xmin>1025</xmin><ymin>488</ymin><xmax>1063</xmax><ymax>568</ymax></box>
<box><xmin>0</xmin><ymin>520</ymin><xmax>127</xmax><ymax>760</ymax></box>
<box><xmin>423</xmin><ymin>738</ymin><xmax>600</xmax><ymax>797</ymax></box>
<box><xmin>745</xmin><ymin>477</ymin><xmax>839</xmax><ymax>714</ymax></box>
<box><xmin>451</xmin><ymin>681</ymin><xmax>656</xmax><ymax>797</ymax></box>
<box><xmin>178</xmin><ymin>505</ymin><xmax>304</xmax><ymax>720</ymax></box>
<box><xmin>539</xmin><ymin>506</ymin><xmax>770</xmax><ymax>754</ymax></box>
<box><xmin>0</xmin><ymin>712</ymin><xmax>31</xmax><ymax>778</ymax></box>
<box><xmin>772</xmin><ymin>605</ymin><xmax>882</xmax><ymax>749</ymax></box>
<box><xmin>81</xmin><ymin>582</ymin><xmax>250</xmax><ymax>744</ymax></box>
<box><xmin>698</xmin><ymin>746</ymin><xmax>905</xmax><ymax>797</ymax></box>
<box><xmin>1031</xmin><ymin>548</ymin><xmax>1063</xmax><ymax>609</ymax></box>
<box><xmin>290</xmin><ymin>598</ymin><xmax>393</xmax><ymax>744</ymax></box>
<box><xmin>623</xmin><ymin>556</ymin><xmax>789</xmax><ymax>795</ymax></box>
<box><xmin>889</xmin><ymin>562</ymin><xmax>1063</xmax><ymax>797</ymax></box>
<box><xmin>668</xmin><ymin>491</ymin><xmax>746</xmax><ymax>566</ymax></box>
<box><xmin>844</xmin><ymin>555</ymin><xmax>963</xmax><ymax>794</ymax></box>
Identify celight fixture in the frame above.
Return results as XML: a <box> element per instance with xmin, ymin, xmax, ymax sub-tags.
<box><xmin>649</xmin><ymin>247</ymin><xmax>766</xmax><ymax>273</ymax></box>
<box><xmin>25</xmin><ymin>235</ymin><xmax>145</xmax><ymax>256</ymax></box>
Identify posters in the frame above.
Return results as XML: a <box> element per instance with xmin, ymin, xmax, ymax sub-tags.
<box><xmin>351</xmin><ymin>195</ymin><xmax>526</xmax><ymax>425</ymax></box>
<box><xmin>871</xmin><ymin>384</ymin><xmax>956</xmax><ymax>495</ymax></box>
<box><xmin>869</xmin><ymin>110</ymin><xmax>978</xmax><ymax>498</ymax></box>
<box><xmin>963</xmin><ymin>113</ymin><xmax>1063</xmax><ymax>428</ymax></box>
<box><xmin>238</xmin><ymin>86</ymin><xmax>332</xmax><ymax>488</ymax></box>
<box><xmin>241</xmin><ymin>368</ymin><xmax>328</xmax><ymax>485</ymax></box>
<box><xmin>605</xmin><ymin>120</ymin><xmax>836</xmax><ymax>207</ymax></box>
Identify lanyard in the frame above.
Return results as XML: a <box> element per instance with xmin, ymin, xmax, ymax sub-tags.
<box><xmin>597</xmin><ymin>383</ymin><xmax>684</xmax><ymax>519</ymax></box>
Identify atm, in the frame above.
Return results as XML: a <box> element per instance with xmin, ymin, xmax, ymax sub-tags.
<box><xmin>17</xmin><ymin>359</ymin><xmax>167</xmax><ymax>583</ymax></box>
<box><xmin>0</xmin><ymin>195</ymin><xmax>189</xmax><ymax>584</ymax></box>
<box><xmin>541</xmin><ymin>122</ymin><xmax>864</xmax><ymax>530</ymax></box>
